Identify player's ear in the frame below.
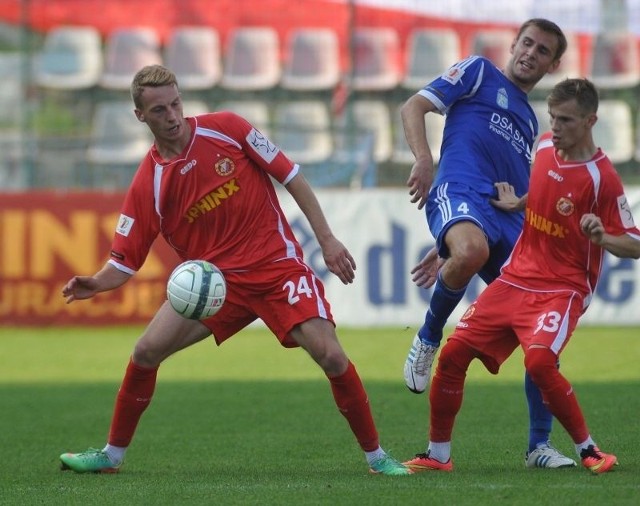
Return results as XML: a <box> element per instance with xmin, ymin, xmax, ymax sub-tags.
<box><xmin>134</xmin><ymin>109</ymin><xmax>145</xmax><ymax>123</ymax></box>
<box><xmin>547</xmin><ymin>58</ymin><xmax>561</xmax><ymax>75</ymax></box>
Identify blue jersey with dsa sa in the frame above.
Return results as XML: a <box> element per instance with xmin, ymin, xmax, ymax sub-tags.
<box><xmin>420</xmin><ymin>56</ymin><xmax>538</xmax><ymax>199</ymax></box>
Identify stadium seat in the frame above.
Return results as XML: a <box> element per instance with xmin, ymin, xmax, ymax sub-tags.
<box><xmin>588</xmin><ymin>31</ymin><xmax>640</xmax><ymax>89</ymax></box>
<box><xmin>164</xmin><ymin>26</ymin><xmax>221</xmax><ymax>90</ymax></box>
<box><xmin>34</xmin><ymin>25</ymin><xmax>103</xmax><ymax>90</ymax></box>
<box><xmin>350</xmin><ymin>28</ymin><xmax>402</xmax><ymax>91</ymax></box>
<box><xmin>402</xmin><ymin>28</ymin><xmax>461</xmax><ymax>90</ymax></box>
<box><xmin>220</xmin><ymin>27</ymin><xmax>281</xmax><ymax>90</ymax></box>
<box><xmin>215</xmin><ymin>100</ymin><xmax>271</xmax><ymax>137</ymax></box>
<box><xmin>335</xmin><ymin>100</ymin><xmax>392</xmax><ymax>163</ymax></box>
<box><xmin>272</xmin><ymin>101</ymin><xmax>332</xmax><ymax>164</ymax></box>
<box><xmin>87</xmin><ymin>101</ymin><xmax>153</xmax><ymax>165</ymax></box>
<box><xmin>281</xmin><ymin>28</ymin><xmax>340</xmax><ymax>91</ymax></box>
<box><xmin>391</xmin><ymin>104</ymin><xmax>445</xmax><ymax>165</ymax></box>
<box><xmin>469</xmin><ymin>28</ymin><xmax>516</xmax><ymax>69</ymax></box>
<box><xmin>593</xmin><ymin>100</ymin><xmax>634</xmax><ymax>164</ymax></box>
<box><xmin>100</xmin><ymin>27</ymin><xmax>162</xmax><ymax>90</ymax></box>
<box><xmin>537</xmin><ymin>32</ymin><xmax>582</xmax><ymax>90</ymax></box>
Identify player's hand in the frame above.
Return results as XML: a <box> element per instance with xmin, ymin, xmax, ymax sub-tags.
<box><xmin>407</xmin><ymin>158</ymin><xmax>434</xmax><ymax>210</ymax></box>
<box><xmin>490</xmin><ymin>182</ymin><xmax>525</xmax><ymax>212</ymax></box>
<box><xmin>322</xmin><ymin>237</ymin><xmax>356</xmax><ymax>285</ymax></box>
<box><xmin>62</xmin><ymin>275</ymin><xmax>99</xmax><ymax>303</ymax></box>
<box><xmin>580</xmin><ymin>213</ymin><xmax>605</xmax><ymax>244</ymax></box>
<box><xmin>411</xmin><ymin>246</ymin><xmax>445</xmax><ymax>288</ymax></box>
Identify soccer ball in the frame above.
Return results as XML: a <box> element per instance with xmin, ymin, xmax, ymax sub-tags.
<box><xmin>166</xmin><ymin>260</ymin><xmax>226</xmax><ymax>320</ymax></box>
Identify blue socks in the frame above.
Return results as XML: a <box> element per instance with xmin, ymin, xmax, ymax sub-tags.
<box><xmin>418</xmin><ymin>271</ymin><xmax>467</xmax><ymax>347</ymax></box>
<box><xmin>525</xmin><ymin>370</ymin><xmax>553</xmax><ymax>452</ymax></box>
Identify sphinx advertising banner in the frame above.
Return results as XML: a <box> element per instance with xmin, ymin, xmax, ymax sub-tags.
<box><xmin>2</xmin><ymin>188</ymin><xmax>640</xmax><ymax>327</ymax></box>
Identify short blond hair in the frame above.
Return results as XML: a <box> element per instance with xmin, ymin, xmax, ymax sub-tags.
<box><xmin>130</xmin><ymin>65</ymin><xmax>178</xmax><ymax>108</ymax></box>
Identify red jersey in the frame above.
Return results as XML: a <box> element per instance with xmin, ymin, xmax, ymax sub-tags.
<box><xmin>109</xmin><ymin>112</ymin><xmax>302</xmax><ymax>273</ymax></box>
<box><xmin>500</xmin><ymin>132</ymin><xmax>640</xmax><ymax>305</ymax></box>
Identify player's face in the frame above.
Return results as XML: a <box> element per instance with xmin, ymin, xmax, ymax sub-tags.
<box><xmin>548</xmin><ymin>99</ymin><xmax>596</xmax><ymax>153</ymax></box>
<box><xmin>135</xmin><ymin>84</ymin><xmax>187</xmax><ymax>144</ymax></box>
<box><xmin>505</xmin><ymin>26</ymin><xmax>561</xmax><ymax>92</ymax></box>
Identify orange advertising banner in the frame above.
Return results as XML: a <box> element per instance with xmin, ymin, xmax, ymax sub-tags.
<box><xmin>0</xmin><ymin>191</ymin><xmax>179</xmax><ymax>325</ymax></box>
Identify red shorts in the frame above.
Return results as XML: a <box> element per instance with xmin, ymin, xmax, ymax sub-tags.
<box><xmin>202</xmin><ymin>257</ymin><xmax>334</xmax><ymax>348</ymax></box>
<box><xmin>450</xmin><ymin>279</ymin><xmax>584</xmax><ymax>374</ymax></box>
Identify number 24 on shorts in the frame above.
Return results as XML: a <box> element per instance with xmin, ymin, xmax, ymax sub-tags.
<box><xmin>283</xmin><ymin>276</ymin><xmax>314</xmax><ymax>305</ymax></box>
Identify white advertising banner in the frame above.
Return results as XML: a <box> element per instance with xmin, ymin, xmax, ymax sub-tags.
<box><xmin>278</xmin><ymin>187</ymin><xmax>640</xmax><ymax>327</ymax></box>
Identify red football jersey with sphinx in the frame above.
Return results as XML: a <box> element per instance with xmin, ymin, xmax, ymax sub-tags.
<box><xmin>500</xmin><ymin>133</ymin><xmax>640</xmax><ymax>306</ymax></box>
<box><xmin>109</xmin><ymin>112</ymin><xmax>303</xmax><ymax>274</ymax></box>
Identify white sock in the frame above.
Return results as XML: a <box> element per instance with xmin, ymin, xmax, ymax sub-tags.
<box><xmin>103</xmin><ymin>444</ymin><xmax>127</xmax><ymax>465</ymax></box>
<box><xmin>365</xmin><ymin>447</ymin><xmax>387</xmax><ymax>466</ymax></box>
<box><xmin>427</xmin><ymin>441</ymin><xmax>451</xmax><ymax>463</ymax></box>
<box><xmin>575</xmin><ymin>436</ymin><xmax>596</xmax><ymax>456</ymax></box>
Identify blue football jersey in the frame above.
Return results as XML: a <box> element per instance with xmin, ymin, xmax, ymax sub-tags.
<box><xmin>420</xmin><ymin>56</ymin><xmax>537</xmax><ymax>199</ymax></box>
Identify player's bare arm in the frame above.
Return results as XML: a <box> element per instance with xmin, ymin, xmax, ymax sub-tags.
<box><xmin>580</xmin><ymin>213</ymin><xmax>640</xmax><ymax>259</ymax></box>
<box><xmin>411</xmin><ymin>246</ymin><xmax>445</xmax><ymax>289</ymax></box>
<box><xmin>62</xmin><ymin>263</ymin><xmax>132</xmax><ymax>303</ymax></box>
<box><xmin>401</xmin><ymin>94</ymin><xmax>438</xmax><ymax>210</ymax></box>
<box><xmin>490</xmin><ymin>182</ymin><xmax>528</xmax><ymax>212</ymax></box>
<box><xmin>285</xmin><ymin>173</ymin><xmax>356</xmax><ymax>284</ymax></box>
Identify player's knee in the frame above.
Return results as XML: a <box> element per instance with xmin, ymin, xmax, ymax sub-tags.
<box><xmin>315</xmin><ymin>346</ymin><xmax>349</xmax><ymax>376</ymax></box>
<box><xmin>524</xmin><ymin>346</ymin><xmax>558</xmax><ymax>387</ymax></box>
<box><xmin>458</xmin><ymin>241</ymin><xmax>489</xmax><ymax>266</ymax></box>
<box><xmin>447</xmin><ymin>240</ymin><xmax>489</xmax><ymax>278</ymax></box>
<box><xmin>437</xmin><ymin>339</ymin><xmax>475</xmax><ymax>381</ymax></box>
<box><xmin>295</xmin><ymin>324</ymin><xmax>348</xmax><ymax>375</ymax></box>
<box><xmin>132</xmin><ymin>340</ymin><xmax>164</xmax><ymax>368</ymax></box>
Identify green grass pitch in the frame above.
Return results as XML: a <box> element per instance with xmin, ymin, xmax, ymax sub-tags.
<box><xmin>0</xmin><ymin>325</ymin><xmax>638</xmax><ymax>505</ymax></box>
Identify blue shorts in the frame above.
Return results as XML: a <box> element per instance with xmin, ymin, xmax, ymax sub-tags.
<box><xmin>426</xmin><ymin>182</ymin><xmax>524</xmax><ymax>284</ymax></box>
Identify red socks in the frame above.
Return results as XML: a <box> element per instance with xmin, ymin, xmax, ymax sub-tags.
<box><xmin>328</xmin><ymin>361</ymin><xmax>379</xmax><ymax>452</ymax></box>
<box><xmin>429</xmin><ymin>339</ymin><xmax>476</xmax><ymax>442</ymax></box>
<box><xmin>428</xmin><ymin>341</ymin><xmax>589</xmax><ymax>446</ymax></box>
<box><xmin>107</xmin><ymin>357</ymin><xmax>158</xmax><ymax>447</ymax></box>
<box><xmin>525</xmin><ymin>347</ymin><xmax>589</xmax><ymax>444</ymax></box>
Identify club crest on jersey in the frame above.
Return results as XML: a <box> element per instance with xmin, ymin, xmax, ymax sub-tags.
<box><xmin>496</xmin><ymin>88</ymin><xmax>509</xmax><ymax>109</ymax></box>
<box><xmin>461</xmin><ymin>304</ymin><xmax>476</xmax><ymax>321</ymax></box>
<box><xmin>215</xmin><ymin>157</ymin><xmax>235</xmax><ymax>177</ymax></box>
<box><xmin>556</xmin><ymin>196</ymin><xmax>575</xmax><ymax>216</ymax></box>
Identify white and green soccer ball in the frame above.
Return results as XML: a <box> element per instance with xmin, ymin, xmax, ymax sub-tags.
<box><xmin>166</xmin><ymin>260</ymin><xmax>226</xmax><ymax>320</ymax></box>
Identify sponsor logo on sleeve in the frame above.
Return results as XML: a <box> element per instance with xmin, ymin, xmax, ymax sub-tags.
<box><xmin>441</xmin><ymin>66</ymin><xmax>464</xmax><ymax>85</ymax></box>
<box><xmin>247</xmin><ymin>128</ymin><xmax>279</xmax><ymax>163</ymax></box>
<box><xmin>116</xmin><ymin>214</ymin><xmax>135</xmax><ymax>237</ymax></box>
<box><xmin>618</xmin><ymin>195</ymin><xmax>636</xmax><ymax>228</ymax></box>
